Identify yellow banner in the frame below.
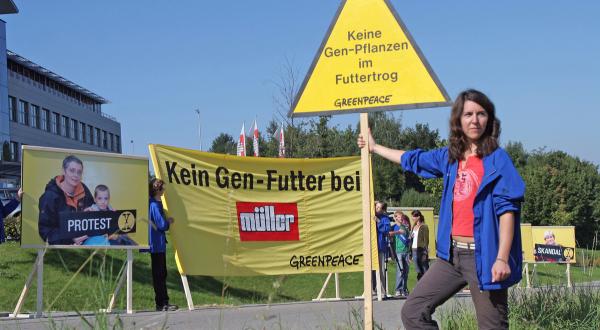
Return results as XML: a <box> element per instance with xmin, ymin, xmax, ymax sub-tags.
<box><xmin>520</xmin><ymin>223</ymin><xmax>535</xmax><ymax>263</ymax></box>
<box><xmin>149</xmin><ymin>144</ymin><xmax>364</xmax><ymax>276</ymax></box>
<box><xmin>21</xmin><ymin>146</ymin><xmax>149</xmax><ymax>248</ymax></box>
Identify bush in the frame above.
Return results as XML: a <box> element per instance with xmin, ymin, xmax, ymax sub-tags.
<box><xmin>399</xmin><ymin>189</ymin><xmax>437</xmax><ymax>209</ymax></box>
<box><xmin>441</xmin><ymin>287</ymin><xmax>600</xmax><ymax>329</ymax></box>
<box><xmin>4</xmin><ymin>216</ymin><xmax>20</xmax><ymax>241</ymax></box>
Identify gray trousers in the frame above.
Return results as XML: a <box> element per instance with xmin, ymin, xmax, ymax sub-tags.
<box><xmin>401</xmin><ymin>247</ymin><xmax>508</xmax><ymax>330</ymax></box>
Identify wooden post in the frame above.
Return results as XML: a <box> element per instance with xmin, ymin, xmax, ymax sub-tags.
<box><xmin>107</xmin><ymin>266</ymin><xmax>127</xmax><ymax>313</ymax></box>
<box><xmin>525</xmin><ymin>263</ymin><xmax>531</xmax><ymax>289</ymax></box>
<box><xmin>566</xmin><ymin>263</ymin><xmax>572</xmax><ymax>288</ymax></box>
<box><xmin>126</xmin><ymin>249</ymin><xmax>133</xmax><ymax>314</ymax></box>
<box><xmin>36</xmin><ymin>249</ymin><xmax>44</xmax><ymax>318</ymax></box>
<box><xmin>360</xmin><ymin>113</ymin><xmax>373</xmax><ymax>329</ymax></box>
<box><xmin>181</xmin><ymin>274</ymin><xmax>195</xmax><ymax>310</ymax></box>
<box><xmin>334</xmin><ymin>273</ymin><xmax>340</xmax><ymax>299</ymax></box>
<box><xmin>12</xmin><ymin>249</ymin><xmax>45</xmax><ymax>317</ymax></box>
<box><xmin>314</xmin><ymin>273</ymin><xmax>333</xmax><ymax>300</ymax></box>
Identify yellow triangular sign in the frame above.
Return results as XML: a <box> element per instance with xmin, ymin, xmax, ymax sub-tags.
<box><xmin>290</xmin><ymin>0</ymin><xmax>451</xmax><ymax>117</ymax></box>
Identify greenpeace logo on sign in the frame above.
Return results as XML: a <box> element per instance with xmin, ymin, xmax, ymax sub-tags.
<box><xmin>236</xmin><ymin>202</ymin><xmax>299</xmax><ymax>241</ymax></box>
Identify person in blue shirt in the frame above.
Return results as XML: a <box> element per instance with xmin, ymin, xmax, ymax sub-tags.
<box><xmin>148</xmin><ymin>178</ymin><xmax>177</xmax><ymax>311</ymax></box>
<box><xmin>1</xmin><ymin>188</ymin><xmax>22</xmax><ymax>243</ymax></box>
<box><xmin>358</xmin><ymin>89</ymin><xmax>525</xmax><ymax>329</ymax></box>
<box><xmin>374</xmin><ymin>201</ymin><xmax>391</xmax><ymax>296</ymax></box>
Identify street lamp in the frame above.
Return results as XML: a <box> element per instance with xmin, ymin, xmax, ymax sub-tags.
<box><xmin>195</xmin><ymin>109</ymin><xmax>202</xmax><ymax>151</ymax></box>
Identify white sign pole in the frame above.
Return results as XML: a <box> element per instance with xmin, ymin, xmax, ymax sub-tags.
<box><xmin>126</xmin><ymin>249</ymin><xmax>133</xmax><ymax>314</ymax></box>
<box><xmin>36</xmin><ymin>249</ymin><xmax>44</xmax><ymax>318</ymax></box>
<box><xmin>181</xmin><ymin>274</ymin><xmax>195</xmax><ymax>310</ymax></box>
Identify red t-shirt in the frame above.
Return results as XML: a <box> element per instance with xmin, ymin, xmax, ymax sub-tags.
<box><xmin>452</xmin><ymin>156</ymin><xmax>484</xmax><ymax>237</ymax></box>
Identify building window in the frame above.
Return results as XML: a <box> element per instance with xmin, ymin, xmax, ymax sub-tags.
<box><xmin>51</xmin><ymin>112</ymin><xmax>59</xmax><ymax>134</ymax></box>
<box><xmin>18</xmin><ymin>100</ymin><xmax>27</xmax><ymax>124</ymax></box>
<box><xmin>79</xmin><ymin>122</ymin><xmax>85</xmax><ymax>142</ymax></box>
<box><xmin>102</xmin><ymin>130</ymin><xmax>108</xmax><ymax>149</ymax></box>
<box><xmin>61</xmin><ymin>115</ymin><xmax>68</xmax><ymax>137</ymax></box>
<box><xmin>96</xmin><ymin>128</ymin><xmax>101</xmax><ymax>147</ymax></box>
<box><xmin>8</xmin><ymin>96</ymin><xmax>16</xmax><ymax>122</ymax></box>
<box><xmin>9</xmin><ymin>141</ymin><xmax>19</xmax><ymax>162</ymax></box>
<box><xmin>88</xmin><ymin>125</ymin><xmax>93</xmax><ymax>144</ymax></box>
<box><xmin>41</xmin><ymin>109</ymin><xmax>49</xmax><ymax>131</ymax></box>
<box><xmin>30</xmin><ymin>105</ymin><xmax>39</xmax><ymax>129</ymax></box>
<box><xmin>70</xmin><ymin>119</ymin><xmax>77</xmax><ymax>140</ymax></box>
<box><xmin>108</xmin><ymin>133</ymin><xmax>113</xmax><ymax>151</ymax></box>
<box><xmin>115</xmin><ymin>135</ymin><xmax>121</xmax><ymax>153</ymax></box>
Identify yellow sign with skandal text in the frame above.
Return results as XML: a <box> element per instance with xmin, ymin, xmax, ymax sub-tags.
<box><xmin>290</xmin><ymin>0</ymin><xmax>450</xmax><ymax>117</ymax></box>
<box><xmin>149</xmin><ymin>144</ymin><xmax>364</xmax><ymax>276</ymax></box>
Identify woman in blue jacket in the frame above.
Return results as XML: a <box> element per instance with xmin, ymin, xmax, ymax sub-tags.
<box><xmin>148</xmin><ymin>178</ymin><xmax>177</xmax><ymax>311</ymax></box>
<box><xmin>358</xmin><ymin>89</ymin><xmax>524</xmax><ymax>329</ymax></box>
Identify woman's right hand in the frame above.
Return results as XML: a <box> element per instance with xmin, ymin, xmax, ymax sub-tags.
<box><xmin>357</xmin><ymin>129</ymin><xmax>376</xmax><ymax>153</ymax></box>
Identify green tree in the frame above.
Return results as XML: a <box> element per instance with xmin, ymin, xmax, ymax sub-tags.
<box><xmin>209</xmin><ymin>133</ymin><xmax>237</xmax><ymax>155</ymax></box>
<box><xmin>367</xmin><ymin>112</ymin><xmax>405</xmax><ymax>202</ymax></box>
<box><xmin>521</xmin><ymin>150</ymin><xmax>600</xmax><ymax>246</ymax></box>
<box><xmin>398</xmin><ymin>123</ymin><xmax>441</xmax><ymax>193</ymax></box>
<box><xmin>504</xmin><ymin>141</ymin><xmax>528</xmax><ymax>170</ymax></box>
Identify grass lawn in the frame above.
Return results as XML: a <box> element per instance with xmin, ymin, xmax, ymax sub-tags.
<box><xmin>1</xmin><ymin>241</ymin><xmax>598</xmax><ymax>313</ymax></box>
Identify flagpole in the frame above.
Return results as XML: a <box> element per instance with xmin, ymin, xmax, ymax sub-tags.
<box><xmin>195</xmin><ymin>109</ymin><xmax>201</xmax><ymax>151</ymax></box>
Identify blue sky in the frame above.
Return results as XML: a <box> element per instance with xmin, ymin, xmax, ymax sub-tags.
<box><xmin>3</xmin><ymin>1</ymin><xmax>599</xmax><ymax>164</ymax></box>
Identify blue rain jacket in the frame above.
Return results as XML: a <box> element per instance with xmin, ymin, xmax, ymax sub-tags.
<box><xmin>401</xmin><ymin>147</ymin><xmax>525</xmax><ymax>290</ymax></box>
<box><xmin>147</xmin><ymin>198</ymin><xmax>170</xmax><ymax>253</ymax></box>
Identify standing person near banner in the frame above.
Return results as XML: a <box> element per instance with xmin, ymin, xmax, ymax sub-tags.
<box><xmin>358</xmin><ymin>89</ymin><xmax>525</xmax><ymax>329</ymax></box>
<box><xmin>411</xmin><ymin>209</ymin><xmax>430</xmax><ymax>281</ymax></box>
<box><xmin>389</xmin><ymin>211</ymin><xmax>411</xmax><ymax>297</ymax></box>
<box><xmin>374</xmin><ymin>201</ymin><xmax>391</xmax><ymax>296</ymax></box>
<box><xmin>1</xmin><ymin>188</ymin><xmax>22</xmax><ymax>243</ymax></box>
<box><xmin>147</xmin><ymin>178</ymin><xmax>178</xmax><ymax>311</ymax></box>
<box><xmin>38</xmin><ymin>155</ymin><xmax>94</xmax><ymax>245</ymax></box>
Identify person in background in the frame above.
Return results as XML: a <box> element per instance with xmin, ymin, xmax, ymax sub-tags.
<box><xmin>358</xmin><ymin>89</ymin><xmax>525</xmax><ymax>329</ymax></box>
<box><xmin>411</xmin><ymin>210</ymin><xmax>430</xmax><ymax>281</ymax></box>
<box><xmin>389</xmin><ymin>211</ymin><xmax>411</xmax><ymax>297</ymax></box>
<box><xmin>147</xmin><ymin>178</ymin><xmax>177</xmax><ymax>311</ymax></box>
<box><xmin>1</xmin><ymin>188</ymin><xmax>23</xmax><ymax>243</ymax></box>
<box><xmin>374</xmin><ymin>201</ymin><xmax>391</xmax><ymax>296</ymax></box>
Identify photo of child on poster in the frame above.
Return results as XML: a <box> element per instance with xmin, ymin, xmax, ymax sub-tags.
<box><xmin>21</xmin><ymin>147</ymin><xmax>149</xmax><ymax>249</ymax></box>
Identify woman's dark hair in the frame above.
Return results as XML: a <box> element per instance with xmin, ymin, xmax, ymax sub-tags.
<box><xmin>448</xmin><ymin>89</ymin><xmax>500</xmax><ymax>162</ymax></box>
<box><xmin>149</xmin><ymin>178</ymin><xmax>164</xmax><ymax>197</ymax></box>
<box><xmin>411</xmin><ymin>210</ymin><xmax>425</xmax><ymax>224</ymax></box>
<box><xmin>401</xmin><ymin>213</ymin><xmax>411</xmax><ymax>231</ymax></box>
<box><xmin>62</xmin><ymin>155</ymin><xmax>83</xmax><ymax>170</ymax></box>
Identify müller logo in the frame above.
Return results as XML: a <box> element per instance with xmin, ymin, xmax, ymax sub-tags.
<box><xmin>236</xmin><ymin>202</ymin><xmax>299</xmax><ymax>241</ymax></box>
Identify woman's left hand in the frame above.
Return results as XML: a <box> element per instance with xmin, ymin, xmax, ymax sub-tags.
<box><xmin>491</xmin><ymin>259</ymin><xmax>511</xmax><ymax>282</ymax></box>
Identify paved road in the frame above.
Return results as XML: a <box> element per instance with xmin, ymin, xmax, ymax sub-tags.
<box><xmin>0</xmin><ymin>294</ymin><xmax>472</xmax><ymax>330</ymax></box>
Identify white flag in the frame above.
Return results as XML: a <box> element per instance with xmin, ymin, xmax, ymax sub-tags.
<box><xmin>278</xmin><ymin>123</ymin><xmax>285</xmax><ymax>158</ymax></box>
<box><xmin>236</xmin><ymin>123</ymin><xmax>246</xmax><ymax>156</ymax></box>
<box><xmin>252</xmin><ymin>119</ymin><xmax>259</xmax><ymax>157</ymax></box>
